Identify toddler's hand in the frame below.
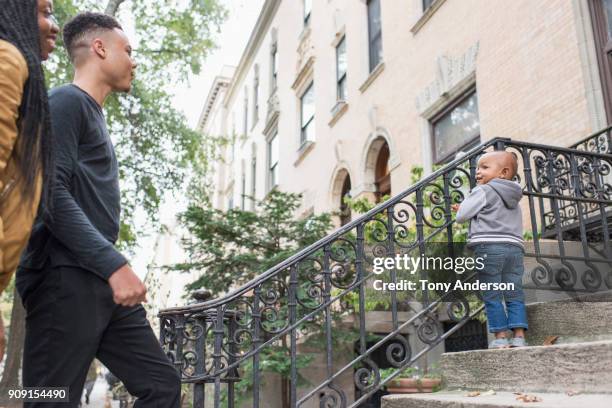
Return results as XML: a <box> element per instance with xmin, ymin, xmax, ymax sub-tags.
<box><xmin>451</xmin><ymin>204</ymin><xmax>460</xmax><ymax>212</ymax></box>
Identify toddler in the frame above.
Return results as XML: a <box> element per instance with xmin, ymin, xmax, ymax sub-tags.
<box><xmin>453</xmin><ymin>151</ymin><xmax>528</xmax><ymax>348</ymax></box>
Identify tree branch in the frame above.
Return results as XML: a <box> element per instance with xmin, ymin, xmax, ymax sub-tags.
<box><xmin>105</xmin><ymin>0</ymin><xmax>128</xmax><ymax>16</ymax></box>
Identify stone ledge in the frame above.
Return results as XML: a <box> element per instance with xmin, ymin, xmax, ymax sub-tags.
<box><xmin>294</xmin><ymin>140</ymin><xmax>315</xmax><ymax>167</ymax></box>
<box><xmin>359</xmin><ymin>62</ymin><xmax>385</xmax><ymax>94</ymax></box>
<box><xmin>328</xmin><ymin>101</ymin><xmax>348</xmax><ymax>127</ymax></box>
<box><xmin>410</xmin><ymin>0</ymin><xmax>448</xmax><ymax>35</ymax></box>
<box><xmin>383</xmin><ymin>390</ymin><xmax>612</xmax><ymax>408</ymax></box>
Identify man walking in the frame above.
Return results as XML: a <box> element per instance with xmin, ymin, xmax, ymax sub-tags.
<box><xmin>17</xmin><ymin>12</ymin><xmax>181</xmax><ymax>407</ymax></box>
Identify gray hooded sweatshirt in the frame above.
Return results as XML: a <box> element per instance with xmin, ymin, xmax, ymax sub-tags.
<box><xmin>456</xmin><ymin>178</ymin><xmax>524</xmax><ymax>248</ymax></box>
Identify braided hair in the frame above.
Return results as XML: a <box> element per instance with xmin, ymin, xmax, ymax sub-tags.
<box><xmin>0</xmin><ymin>0</ymin><xmax>54</xmax><ymax>214</ymax></box>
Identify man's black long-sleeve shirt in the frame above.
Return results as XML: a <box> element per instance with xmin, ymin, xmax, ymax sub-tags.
<box><xmin>17</xmin><ymin>84</ymin><xmax>127</xmax><ymax>300</ymax></box>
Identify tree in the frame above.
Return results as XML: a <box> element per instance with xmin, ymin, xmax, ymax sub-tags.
<box><xmin>176</xmin><ymin>190</ymin><xmax>339</xmax><ymax>407</ymax></box>
<box><xmin>0</xmin><ymin>0</ymin><xmax>226</xmax><ymax>386</ymax></box>
<box><xmin>0</xmin><ymin>286</ymin><xmax>25</xmax><ymax>407</ymax></box>
<box><xmin>47</xmin><ymin>0</ymin><xmax>227</xmax><ymax>246</ymax></box>
<box><xmin>177</xmin><ymin>190</ymin><xmax>333</xmax><ymax>296</ymax></box>
<box><xmin>174</xmin><ymin>166</ymin><xmax>483</xmax><ymax>405</ymax></box>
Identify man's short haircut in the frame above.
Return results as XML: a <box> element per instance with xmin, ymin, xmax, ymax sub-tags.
<box><xmin>63</xmin><ymin>12</ymin><xmax>123</xmax><ymax>62</ymax></box>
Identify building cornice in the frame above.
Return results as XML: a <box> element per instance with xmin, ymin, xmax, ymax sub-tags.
<box><xmin>197</xmin><ymin>75</ymin><xmax>232</xmax><ymax>131</ymax></box>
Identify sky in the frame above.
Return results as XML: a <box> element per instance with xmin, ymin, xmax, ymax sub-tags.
<box><xmin>173</xmin><ymin>0</ymin><xmax>265</xmax><ymax>127</ymax></box>
<box><xmin>131</xmin><ymin>0</ymin><xmax>265</xmax><ymax>278</ymax></box>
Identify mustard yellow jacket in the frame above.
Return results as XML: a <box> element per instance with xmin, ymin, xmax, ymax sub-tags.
<box><xmin>0</xmin><ymin>39</ymin><xmax>42</xmax><ymax>294</ymax></box>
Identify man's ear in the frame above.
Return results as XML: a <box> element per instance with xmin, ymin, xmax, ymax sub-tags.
<box><xmin>92</xmin><ymin>38</ymin><xmax>106</xmax><ymax>59</ymax></box>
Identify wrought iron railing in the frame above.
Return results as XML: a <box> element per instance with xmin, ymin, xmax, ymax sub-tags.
<box><xmin>571</xmin><ymin>125</ymin><xmax>612</xmax><ymax>154</ymax></box>
<box><xmin>159</xmin><ymin>137</ymin><xmax>612</xmax><ymax>407</ymax></box>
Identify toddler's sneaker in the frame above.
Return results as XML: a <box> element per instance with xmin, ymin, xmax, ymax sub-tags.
<box><xmin>510</xmin><ymin>336</ymin><xmax>528</xmax><ymax>347</ymax></box>
<box><xmin>488</xmin><ymin>338</ymin><xmax>510</xmax><ymax>349</ymax></box>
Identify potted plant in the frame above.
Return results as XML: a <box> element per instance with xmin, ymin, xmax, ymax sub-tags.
<box><xmin>381</xmin><ymin>365</ymin><xmax>442</xmax><ymax>394</ymax></box>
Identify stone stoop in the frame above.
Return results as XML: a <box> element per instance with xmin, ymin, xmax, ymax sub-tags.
<box><xmin>381</xmin><ymin>390</ymin><xmax>612</xmax><ymax>408</ymax></box>
<box><xmin>380</xmin><ymin>339</ymin><xmax>612</xmax><ymax>407</ymax></box>
<box><xmin>525</xmin><ymin>295</ymin><xmax>612</xmax><ymax>345</ymax></box>
<box><xmin>380</xmin><ymin>289</ymin><xmax>612</xmax><ymax>406</ymax></box>
<box><xmin>439</xmin><ymin>339</ymin><xmax>612</xmax><ymax>393</ymax></box>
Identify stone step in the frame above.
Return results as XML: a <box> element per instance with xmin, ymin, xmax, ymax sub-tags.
<box><xmin>522</xmin><ymin>287</ymin><xmax>612</xmax><ymax>304</ymax></box>
<box><xmin>525</xmin><ymin>296</ymin><xmax>612</xmax><ymax>345</ymax></box>
<box><xmin>382</xmin><ymin>390</ymin><xmax>612</xmax><ymax>408</ymax></box>
<box><xmin>439</xmin><ymin>340</ymin><xmax>612</xmax><ymax>393</ymax></box>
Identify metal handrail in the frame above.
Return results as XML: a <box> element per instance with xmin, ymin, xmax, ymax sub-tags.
<box><xmin>159</xmin><ymin>137</ymin><xmax>501</xmax><ymax>315</ymax></box>
<box><xmin>159</xmin><ymin>137</ymin><xmax>612</xmax><ymax>315</ymax></box>
<box><xmin>158</xmin><ymin>135</ymin><xmax>612</xmax><ymax>408</ymax></box>
<box><xmin>570</xmin><ymin>125</ymin><xmax>612</xmax><ymax>153</ymax></box>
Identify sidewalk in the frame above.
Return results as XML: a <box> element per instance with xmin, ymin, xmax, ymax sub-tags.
<box><xmin>79</xmin><ymin>377</ymin><xmax>118</xmax><ymax>408</ymax></box>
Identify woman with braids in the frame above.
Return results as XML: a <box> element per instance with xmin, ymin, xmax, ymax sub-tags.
<box><xmin>0</xmin><ymin>0</ymin><xmax>59</xmax><ymax>360</ymax></box>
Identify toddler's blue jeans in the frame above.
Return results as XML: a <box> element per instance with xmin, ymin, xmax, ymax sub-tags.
<box><xmin>472</xmin><ymin>243</ymin><xmax>528</xmax><ymax>333</ymax></box>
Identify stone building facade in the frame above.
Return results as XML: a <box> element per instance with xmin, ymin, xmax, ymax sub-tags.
<box><xmin>199</xmin><ymin>0</ymin><xmax>607</xmax><ymax>228</ymax></box>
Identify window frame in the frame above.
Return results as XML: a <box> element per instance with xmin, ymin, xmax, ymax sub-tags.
<box><xmin>367</xmin><ymin>0</ymin><xmax>383</xmax><ymax>72</ymax></box>
<box><xmin>430</xmin><ymin>89</ymin><xmax>481</xmax><ymax>165</ymax></box>
<box><xmin>250</xmin><ymin>151</ymin><xmax>257</xmax><ymax>208</ymax></box>
<box><xmin>271</xmin><ymin>43</ymin><xmax>278</xmax><ymax>92</ymax></box>
<box><xmin>422</xmin><ymin>0</ymin><xmax>435</xmax><ymax>12</ymax></box>
<box><xmin>336</xmin><ymin>35</ymin><xmax>348</xmax><ymax>101</ymax></box>
<box><xmin>304</xmin><ymin>0</ymin><xmax>312</xmax><ymax>25</ymax></box>
<box><xmin>268</xmin><ymin>132</ymin><xmax>279</xmax><ymax>190</ymax></box>
<box><xmin>241</xmin><ymin>168</ymin><xmax>246</xmax><ymax>210</ymax></box>
<box><xmin>253</xmin><ymin>65</ymin><xmax>260</xmax><ymax>125</ymax></box>
<box><xmin>300</xmin><ymin>82</ymin><xmax>315</xmax><ymax>146</ymax></box>
<box><xmin>243</xmin><ymin>88</ymin><xmax>249</xmax><ymax>136</ymax></box>
<box><xmin>230</xmin><ymin>112</ymin><xmax>236</xmax><ymax>162</ymax></box>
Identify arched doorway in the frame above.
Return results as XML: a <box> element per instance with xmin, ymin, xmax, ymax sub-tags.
<box><xmin>330</xmin><ymin>167</ymin><xmax>353</xmax><ymax>227</ymax></box>
<box><xmin>339</xmin><ymin>174</ymin><xmax>352</xmax><ymax>226</ymax></box>
<box><xmin>374</xmin><ymin>142</ymin><xmax>390</xmax><ymax>202</ymax></box>
<box><xmin>362</xmin><ymin>132</ymin><xmax>395</xmax><ymax>204</ymax></box>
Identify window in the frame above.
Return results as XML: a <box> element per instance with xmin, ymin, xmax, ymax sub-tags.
<box><xmin>300</xmin><ymin>83</ymin><xmax>315</xmax><ymax>146</ymax></box>
<box><xmin>304</xmin><ymin>0</ymin><xmax>312</xmax><ymax>25</ymax></box>
<box><xmin>271</xmin><ymin>43</ymin><xmax>278</xmax><ymax>91</ymax></box>
<box><xmin>268</xmin><ymin>133</ymin><xmax>279</xmax><ymax>189</ymax></box>
<box><xmin>589</xmin><ymin>0</ymin><xmax>612</xmax><ymax>122</ymax></box>
<box><xmin>431</xmin><ymin>91</ymin><xmax>480</xmax><ymax>164</ymax></box>
<box><xmin>253</xmin><ymin>65</ymin><xmax>259</xmax><ymax>124</ymax></box>
<box><xmin>231</xmin><ymin>112</ymin><xmax>236</xmax><ymax>161</ymax></box>
<box><xmin>243</xmin><ymin>88</ymin><xmax>249</xmax><ymax>135</ymax></box>
<box><xmin>336</xmin><ymin>36</ymin><xmax>347</xmax><ymax>101</ymax></box>
<box><xmin>241</xmin><ymin>162</ymin><xmax>246</xmax><ymax>210</ymax></box>
<box><xmin>250</xmin><ymin>150</ymin><xmax>257</xmax><ymax>209</ymax></box>
<box><xmin>423</xmin><ymin>0</ymin><xmax>435</xmax><ymax>11</ymax></box>
<box><xmin>367</xmin><ymin>0</ymin><xmax>382</xmax><ymax>72</ymax></box>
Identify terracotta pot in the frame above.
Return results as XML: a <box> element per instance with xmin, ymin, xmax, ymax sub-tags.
<box><xmin>386</xmin><ymin>377</ymin><xmax>441</xmax><ymax>394</ymax></box>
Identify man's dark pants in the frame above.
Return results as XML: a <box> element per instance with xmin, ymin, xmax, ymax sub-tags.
<box><xmin>20</xmin><ymin>264</ymin><xmax>181</xmax><ymax>407</ymax></box>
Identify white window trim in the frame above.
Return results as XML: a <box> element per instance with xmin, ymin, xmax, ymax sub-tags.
<box><xmin>420</xmin><ymin>76</ymin><xmax>478</xmax><ymax>173</ymax></box>
<box><xmin>299</xmin><ymin>82</ymin><xmax>316</xmax><ymax>148</ymax></box>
